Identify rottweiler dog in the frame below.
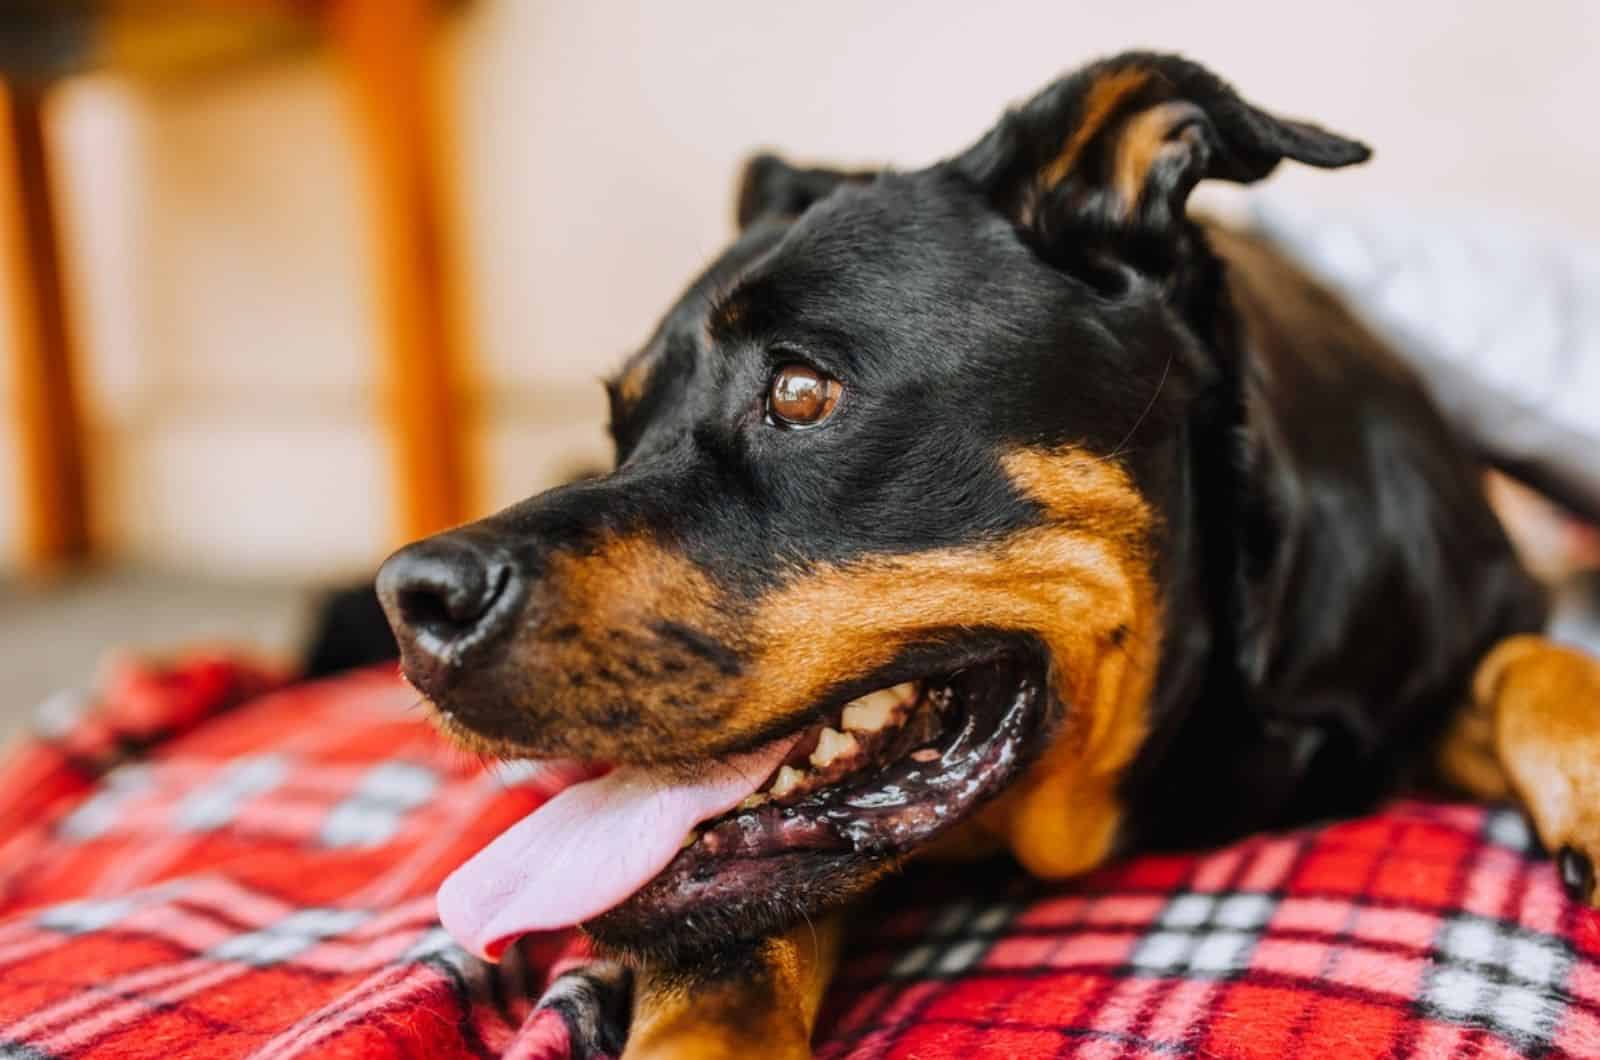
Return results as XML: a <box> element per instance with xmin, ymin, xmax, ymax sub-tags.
<box><xmin>375</xmin><ymin>51</ymin><xmax>1600</xmax><ymax>1058</ymax></box>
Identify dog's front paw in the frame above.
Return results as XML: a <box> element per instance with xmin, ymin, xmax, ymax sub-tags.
<box><xmin>1475</xmin><ymin>636</ymin><xmax>1600</xmax><ymax>906</ymax></box>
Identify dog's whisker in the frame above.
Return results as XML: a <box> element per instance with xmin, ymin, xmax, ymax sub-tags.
<box><xmin>1108</xmin><ymin>350</ymin><xmax>1174</xmax><ymax>461</ymax></box>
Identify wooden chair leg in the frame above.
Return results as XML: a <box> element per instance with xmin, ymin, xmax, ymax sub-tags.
<box><xmin>325</xmin><ymin>0</ymin><xmax>477</xmax><ymax>545</ymax></box>
<box><xmin>0</xmin><ymin>79</ymin><xmax>91</xmax><ymax>573</ymax></box>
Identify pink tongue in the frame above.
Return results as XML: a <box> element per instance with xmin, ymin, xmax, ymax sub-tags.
<box><xmin>438</xmin><ymin>737</ymin><xmax>797</xmax><ymax>961</ymax></box>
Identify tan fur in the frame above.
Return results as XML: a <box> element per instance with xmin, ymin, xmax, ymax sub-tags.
<box><xmin>1110</xmin><ymin>102</ymin><xmax>1197</xmax><ymax>217</ymax></box>
<box><xmin>1435</xmin><ymin>694</ymin><xmax>1514</xmax><ymax>803</ymax></box>
<box><xmin>617</xmin><ymin>354</ymin><xmax>654</xmax><ymax>407</ymax></box>
<box><xmin>625</xmin><ymin>915</ymin><xmax>842</xmax><ymax>1060</ymax></box>
<box><xmin>1038</xmin><ymin>67</ymin><xmax>1150</xmax><ymax>192</ymax></box>
<box><xmin>493</xmin><ymin>534</ymin><xmax>743</xmax><ymax>762</ymax></box>
<box><xmin>1034</xmin><ymin>67</ymin><xmax>1208</xmax><ymax>226</ymax></box>
<box><xmin>1441</xmin><ymin>635</ymin><xmax>1600</xmax><ymax>905</ymax></box>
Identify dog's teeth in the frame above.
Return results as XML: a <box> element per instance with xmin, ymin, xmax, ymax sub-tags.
<box><xmin>681</xmin><ymin>831</ymin><xmax>697</xmax><ymax>849</ymax></box>
<box><xmin>739</xmin><ymin>793</ymin><xmax>769</xmax><ymax>810</ymax></box>
<box><xmin>810</xmin><ymin>727</ymin><xmax>858</xmax><ymax>768</ymax></box>
<box><xmin>910</xmin><ymin>747</ymin><xmax>940</xmax><ymax>763</ymax></box>
<box><xmin>842</xmin><ymin>681</ymin><xmax>921</xmax><ymax>733</ymax></box>
<box><xmin>842</xmin><ymin>691</ymin><xmax>897</xmax><ymax>732</ymax></box>
<box><xmin>769</xmin><ymin>765</ymin><xmax>805</xmax><ymax>799</ymax></box>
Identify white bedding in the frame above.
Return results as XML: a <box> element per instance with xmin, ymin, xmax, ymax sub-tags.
<box><xmin>1251</xmin><ymin>195</ymin><xmax>1600</xmax><ymax>522</ymax></box>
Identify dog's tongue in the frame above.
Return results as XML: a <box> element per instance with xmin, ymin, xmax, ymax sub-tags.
<box><xmin>439</xmin><ymin>737</ymin><xmax>796</xmax><ymax>961</ymax></box>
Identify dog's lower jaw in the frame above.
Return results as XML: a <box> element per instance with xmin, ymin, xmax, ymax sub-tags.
<box><xmin>586</xmin><ymin>649</ymin><xmax>1058</xmax><ymax>964</ymax></box>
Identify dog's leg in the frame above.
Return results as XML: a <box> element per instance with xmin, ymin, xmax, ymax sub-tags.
<box><xmin>623</xmin><ymin>915</ymin><xmax>843</xmax><ymax>1060</ymax></box>
<box><xmin>1441</xmin><ymin>635</ymin><xmax>1600</xmax><ymax>903</ymax></box>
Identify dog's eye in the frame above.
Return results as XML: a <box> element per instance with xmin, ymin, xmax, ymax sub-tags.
<box><xmin>767</xmin><ymin>364</ymin><xmax>842</xmax><ymax>428</ymax></box>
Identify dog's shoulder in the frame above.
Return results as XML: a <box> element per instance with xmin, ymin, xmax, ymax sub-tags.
<box><xmin>1125</xmin><ymin>218</ymin><xmax>1546</xmax><ymax>847</ymax></box>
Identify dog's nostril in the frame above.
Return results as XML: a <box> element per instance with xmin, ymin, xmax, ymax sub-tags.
<box><xmin>396</xmin><ymin>564</ymin><xmax>508</xmax><ymax>631</ymax></box>
<box><xmin>397</xmin><ymin>584</ymin><xmax>470</xmax><ymax>632</ymax></box>
<box><xmin>376</xmin><ymin>536</ymin><xmax>523</xmax><ymax>662</ymax></box>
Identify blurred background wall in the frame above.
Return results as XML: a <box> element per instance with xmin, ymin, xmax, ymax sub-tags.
<box><xmin>0</xmin><ymin>0</ymin><xmax>1595</xmax><ymax>728</ymax></box>
<box><xmin>1</xmin><ymin>0</ymin><xmax>1597</xmax><ymax>583</ymax></box>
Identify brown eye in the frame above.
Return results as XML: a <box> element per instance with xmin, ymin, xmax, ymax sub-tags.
<box><xmin>767</xmin><ymin>364</ymin><xmax>842</xmax><ymax>428</ymax></box>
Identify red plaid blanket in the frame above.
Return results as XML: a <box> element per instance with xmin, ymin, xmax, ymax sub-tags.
<box><xmin>1</xmin><ymin>656</ymin><xmax>1597</xmax><ymax>1058</ymax></box>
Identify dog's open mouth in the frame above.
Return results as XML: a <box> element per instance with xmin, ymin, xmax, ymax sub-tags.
<box><xmin>437</xmin><ymin>647</ymin><xmax>1052</xmax><ymax>962</ymax></box>
<box><xmin>641</xmin><ymin>654</ymin><xmax>1048</xmax><ymax>893</ymax></box>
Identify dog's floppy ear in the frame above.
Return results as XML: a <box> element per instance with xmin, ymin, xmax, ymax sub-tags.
<box><xmin>954</xmin><ymin>52</ymin><xmax>1368</xmax><ymax>252</ymax></box>
<box><xmin>734</xmin><ymin>153</ymin><xmax>876</xmax><ymax>230</ymax></box>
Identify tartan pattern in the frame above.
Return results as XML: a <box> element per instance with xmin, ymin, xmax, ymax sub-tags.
<box><xmin>0</xmin><ymin>658</ymin><xmax>1596</xmax><ymax>1058</ymax></box>
<box><xmin>817</xmin><ymin>810</ymin><xmax>1600</xmax><ymax>1059</ymax></box>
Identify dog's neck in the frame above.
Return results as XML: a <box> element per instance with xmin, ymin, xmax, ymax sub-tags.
<box><xmin>1145</xmin><ymin>222</ymin><xmax>1248</xmax><ymax>703</ymax></box>
<box><xmin>1114</xmin><ymin>231</ymin><xmax>1328</xmax><ymax>848</ymax></box>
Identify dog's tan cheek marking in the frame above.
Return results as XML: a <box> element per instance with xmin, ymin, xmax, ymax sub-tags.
<box><xmin>745</xmin><ymin>450</ymin><xmax>1161</xmax><ymax>878</ymax></box>
<box><xmin>983</xmin><ymin>449</ymin><xmax>1162</xmax><ymax>877</ymax></box>
<box><xmin>1038</xmin><ymin>66</ymin><xmax>1151</xmax><ymax>192</ymax></box>
<box><xmin>498</xmin><ymin>535</ymin><xmax>758</xmax><ymax>759</ymax></box>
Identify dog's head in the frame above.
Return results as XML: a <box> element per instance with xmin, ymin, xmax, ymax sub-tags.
<box><xmin>377</xmin><ymin>52</ymin><xmax>1368</xmax><ymax>965</ymax></box>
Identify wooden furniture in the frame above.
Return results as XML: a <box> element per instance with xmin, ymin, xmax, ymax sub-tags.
<box><xmin>327</xmin><ymin>0</ymin><xmax>477</xmax><ymax>549</ymax></box>
<box><xmin>0</xmin><ymin>0</ymin><xmax>477</xmax><ymax>574</ymax></box>
<box><xmin>0</xmin><ymin>80</ymin><xmax>91</xmax><ymax>570</ymax></box>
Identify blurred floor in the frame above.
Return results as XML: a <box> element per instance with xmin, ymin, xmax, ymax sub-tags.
<box><xmin>0</xmin><ymin>569</ymin><xmax>314</xmax><ymax>743</ymax></box>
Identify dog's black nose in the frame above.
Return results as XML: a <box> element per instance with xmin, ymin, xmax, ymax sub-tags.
<box><xmin>376</xmin><ymin>533</ymin><xmax>525</xmax><ymax>679</ymax></box>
